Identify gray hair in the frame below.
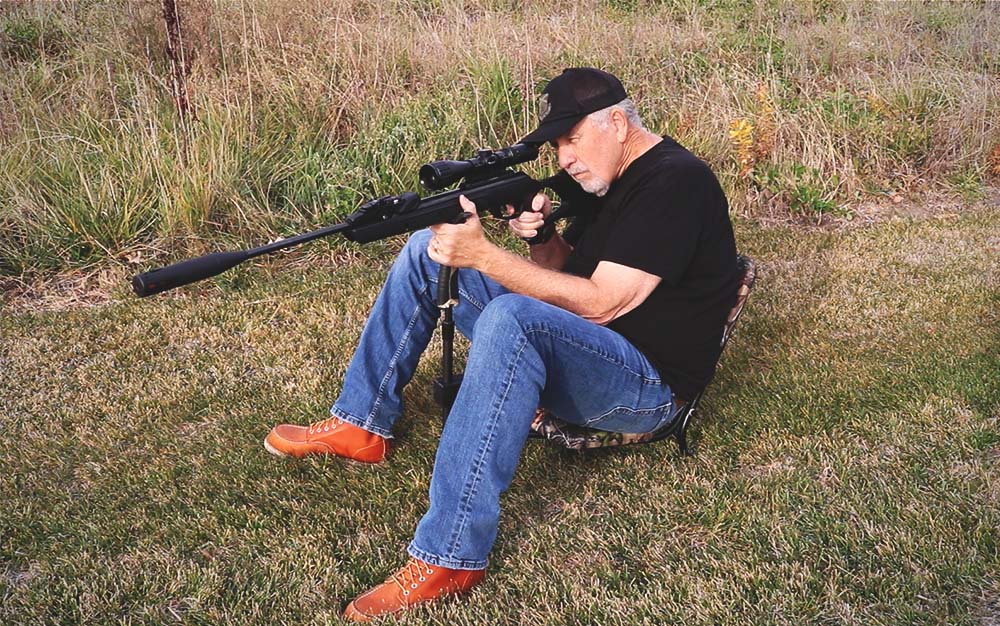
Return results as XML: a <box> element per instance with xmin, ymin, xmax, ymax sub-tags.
<box><xmin>587</xmin><ymin>98</ymin><xmax>645</xmax><ymax>130</ymax></box>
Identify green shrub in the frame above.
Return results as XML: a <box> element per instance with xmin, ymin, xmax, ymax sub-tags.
<box><xmin>753</xmin><ymin>163</ymin><xmax>845</xmax><ymax>218</ymax></box>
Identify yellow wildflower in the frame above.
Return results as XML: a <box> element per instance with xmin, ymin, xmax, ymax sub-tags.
<box><xmin>729</xmin><ymin>118</ymin><xmax>755</xmax><ymax>177</ymax></box>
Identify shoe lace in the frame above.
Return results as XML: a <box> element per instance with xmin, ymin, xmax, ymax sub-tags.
<box><xmin>390</xmin><ymin>560</ymin><xmax>434</xmax><ymax>597</ymax></box>
<box><xmin>308</xmin><ymin>417</ymin><xmax>343</xmax><ymax>435</ymax></box>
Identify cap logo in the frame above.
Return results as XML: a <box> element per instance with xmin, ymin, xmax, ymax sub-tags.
<box><xmin>538</xmin><ymin>93</ymin><xmax>551</xmax><ymax>121</ymax></box>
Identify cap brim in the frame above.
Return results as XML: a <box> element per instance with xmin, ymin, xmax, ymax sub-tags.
<box><xmin>519</xmin><ymin>115</ymin><xmax>582</xmax><ymax>145</ymax></box>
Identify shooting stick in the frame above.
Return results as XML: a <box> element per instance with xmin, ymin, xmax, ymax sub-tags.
<box><xmin>433</xmin><ymin>265</ymin><xmax>463</xmax><ymax>419</ymax></box>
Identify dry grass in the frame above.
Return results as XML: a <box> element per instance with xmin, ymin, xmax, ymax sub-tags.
<box><xmin>1</xmin><ymin>0</ymin><xmax>998</xmax><ymax>274</ymax></box>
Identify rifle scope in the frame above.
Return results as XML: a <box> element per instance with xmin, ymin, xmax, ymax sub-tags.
<box><xmin>419</xmin><ymin>143</ymin><xmax>539</xmax><ymax>191</ymax></box>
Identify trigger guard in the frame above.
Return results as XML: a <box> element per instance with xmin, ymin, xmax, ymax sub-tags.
<box><xmin>497</xmin><ymin>196</ymin><xmax>536</xmax><ymax>221</ymax></box>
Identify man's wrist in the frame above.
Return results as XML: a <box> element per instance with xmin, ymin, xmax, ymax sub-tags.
<box><xmin>475</xmin><ymin>242</ymin><xmax>504</xmax><ymax>276</ymax></box>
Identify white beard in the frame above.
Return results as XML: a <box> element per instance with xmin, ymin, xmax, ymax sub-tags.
<box><xmin>579</xmin><ymin>176</ymin><xmax>610</xmax><ymax>197</ymax></box>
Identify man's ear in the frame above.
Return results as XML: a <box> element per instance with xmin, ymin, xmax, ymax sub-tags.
<box><xmin>612</xmin><ymin>107</ymin><xmax>629</xmax><ymax>143</ymax></box>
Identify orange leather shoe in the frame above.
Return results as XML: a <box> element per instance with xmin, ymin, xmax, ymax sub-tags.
<box><xmin>343</xmin><ymin>558</ymin><xmax>485</xmax><ymax>622</ymax></box>
<box><xmin>263</xmin><ymin>417</ymin><xmax>389</xmax><ymax>463</ymax></box>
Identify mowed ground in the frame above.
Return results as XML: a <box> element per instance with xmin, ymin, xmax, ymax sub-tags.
<box><xmin>2</xmin><ymin>201</ymin><xmax>998</xmax><ymax>625</ymax></box>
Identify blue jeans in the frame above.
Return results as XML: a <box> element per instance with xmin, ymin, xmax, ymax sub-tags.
<box><xmin>330</xmin><ymin>229</ymin><xmax>677</xmax><ymax>570</ymax></box>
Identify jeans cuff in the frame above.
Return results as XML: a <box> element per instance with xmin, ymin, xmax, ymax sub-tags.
<box><xmin>407</xmin><ymin>541</ymin><xmax>488</xmax><ymax>571</ymax></box>
<box><xmin>329</xmin><ymin>406</ymin><xmax>394</xmax><ymax>439</ymax></box>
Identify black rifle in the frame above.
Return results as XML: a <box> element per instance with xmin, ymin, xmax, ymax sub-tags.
<box><xmin>130</xmin><ymin>142</ymin><xmax>587</xmax><ymax>414</ymax></box>
<box><xmin>129</xmin><ymin>143</ymin><xmax>582</xmax><ymax>297</ymax></box>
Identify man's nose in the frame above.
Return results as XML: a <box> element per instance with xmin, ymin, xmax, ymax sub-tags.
<box><xmin>557</xmin><ymin>146</ymin><xmax>575</xmax><ymax>171</ymax></box>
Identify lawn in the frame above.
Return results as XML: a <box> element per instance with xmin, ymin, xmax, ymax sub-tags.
<box><xmin>2</xmin><ymin>201</ymin><xmax>997</xmax><ymax>625</ymax></box>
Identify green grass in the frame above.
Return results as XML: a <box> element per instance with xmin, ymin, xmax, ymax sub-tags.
<box><xmin>2</xmin><ymin>206</ymin><xmax>997</xmax><ymax>625</ymax></box>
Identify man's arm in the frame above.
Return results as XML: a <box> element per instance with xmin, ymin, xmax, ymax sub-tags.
<box><xmin>429</xmin><ymin>196</ymin><xmax>660</xmax><ymax>325</ymax></box>
<box><xmin>477</xmin><ymin>246</ymin><xmax>658</xmax><ymax>324</ymax></box>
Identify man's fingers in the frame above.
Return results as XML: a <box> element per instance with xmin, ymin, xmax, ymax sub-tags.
<box><xmin>509</xmin><ymin>219</ymin><xmax>538</xmax><ymax>238</ymax></box>
<box><xmin>506</xmin><ymin>195</ymin><xmax>547</xmax><ymax>240</ymax></box>
<box><xmin>531</xmin><ymin>193</ymin><xmax>552</xmax><ymax>216</ymax></box>
<box><xmin>509</xmin><ymin>223</ymin><xmax>535</xmax><ymax>237</ymax></box>
<box><xmin>515</xmin><ymin>214</ymin><xmax>544</xmax><ymax>229</ymax></box>
<box><xmin>508</xmin><ymin>205</ymin><xmax>544</xmax><ymax>238</ymax></box>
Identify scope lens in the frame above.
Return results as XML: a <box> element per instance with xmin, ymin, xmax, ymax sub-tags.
<box><xmin>419</xmin><ymin>164</ymin><xmax>442</xmax><ymax>190</ymax></box>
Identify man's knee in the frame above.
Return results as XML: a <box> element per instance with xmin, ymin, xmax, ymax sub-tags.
<box><xmin>391</xmin><ymin>229</ymin><xmax>434</xmax><ymax>277</ymax></box>
<box><xmin>403</xmin><ymin>229</ymin><xmax>433</xmax><ymax>257</ymax></box>
<box><xmin>474</xmin><ymin>294</ymin><xmax>544</xmax><ymax>335</ymax></box>
<box><xmin>471</xmin><ymin>295</ymin><xmax>562</xmax><ymax>377</ymax></box>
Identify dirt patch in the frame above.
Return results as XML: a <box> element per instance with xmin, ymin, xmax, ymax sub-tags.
<box><xmin>3</xmin><ymin>561</ymin><xmax>41</xmax><ymax>587</ymax></box>
<box><xmin>1</xmin><ymin>266</ymin><xmax>127</xmax><ymax>313</ymax></box>
<box><xmin>851</xmin><ymin>187</ymin><xmax>999</xmax><ymax>223</ymax></box>
<box><xmin>980</xmin><ymin>584</ymin><xmax>1000</xmax><ymax>626</ymax></box>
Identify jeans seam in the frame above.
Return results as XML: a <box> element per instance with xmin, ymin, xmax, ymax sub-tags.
<box><xmin>427</xmin><ymin>275</ymin><xmax>488</xmax><ymax>311</ymax></box>
<box><xmin>446</xmin><ymin>333</ymin><xmax>530</xmax><ymax>558</ymax></box>
<box><xmin>329</xmin><ymin>406</ymin><xmax>394</xmax><ymax>439</ymax></box>
<box><xmin>366</xmin><ymin>286</ymin><xmax>427</xmax><ymax>424</ymax></box>
<box><xmin>584</xmin><ymin>400</ymin><xmax>675</xmax><ymax>426</ymax></box>
<box><xmin>407</xmin><ymin>541</ymin><xmax>488</xmax><ymax>570</ymax></box>
<box><xmin>456</xmin><ymin>288</ymin><xmax>487</xmax><ymax>311</ymax></box>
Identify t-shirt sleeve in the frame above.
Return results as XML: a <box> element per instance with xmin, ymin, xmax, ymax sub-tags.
<box><xmin>600</xmin><ymin>172</ymin><xmax>704</xmax><ymax>287</ymax></box>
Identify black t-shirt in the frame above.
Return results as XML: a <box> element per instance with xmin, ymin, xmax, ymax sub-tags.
<box><xmin>561</xmin><ymin>136</ymin><xmax>739</xmax><ymax>400</ymax></box>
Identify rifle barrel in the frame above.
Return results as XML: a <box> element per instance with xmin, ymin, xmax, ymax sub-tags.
<box><xmin>131</xmin><ymin>168</ymin><xmax>560</xmax><ymax>297</ymax></box>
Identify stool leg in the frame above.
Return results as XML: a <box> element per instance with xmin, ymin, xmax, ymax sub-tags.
<box><xmin>675</xmin><ymin>399</ymin><xmax>700</xmax><ymax>456</ymax></box>
<box><xmin>675</xmin><ymin>429</ymin><xmax>689</xmax><ymax>456</ymax></box>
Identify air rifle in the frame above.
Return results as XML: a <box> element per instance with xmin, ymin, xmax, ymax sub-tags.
<box><xmin>131</xmin><ymin>142</ymin><xmax>578</xmax><ymax>298</ymax></box>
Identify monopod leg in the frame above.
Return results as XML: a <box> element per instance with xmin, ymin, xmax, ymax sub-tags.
<box><xmin>433</xmin><ymin>265</ymin><xmax>463</xmax><ymax>419</ymax></box>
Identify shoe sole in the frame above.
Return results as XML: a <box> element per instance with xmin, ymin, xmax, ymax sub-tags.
<box><xmin>263</xmin><ymin>436</ymin><xmax>385</xmax><ymax>465</ymax></box>
<box><xmin>263</xmin><ymin>437</ymin><xmax>291</xmax><ymax>457</ymax></box>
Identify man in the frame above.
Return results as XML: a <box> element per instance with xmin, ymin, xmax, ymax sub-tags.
<box><xmin>264</xmin><ymin>67</ymin><xmax>739</xmax><ymax>621</ymax></box>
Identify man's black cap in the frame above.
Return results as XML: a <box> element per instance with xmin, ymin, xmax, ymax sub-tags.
<box><xmin>520</xmin><ymin>67</ymin><xmax>628</xmax><ymax>145</ymax></box>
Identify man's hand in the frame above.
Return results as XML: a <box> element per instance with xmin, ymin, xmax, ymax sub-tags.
<box><xmin>427</xmin><ymin>195</ymin><xmax>492</xmax><ymax>269</ymax></box>
<box><xmin>506</xmin><ymin>193</ymin><xmax>552</xmax><ymax>240</ymax></box>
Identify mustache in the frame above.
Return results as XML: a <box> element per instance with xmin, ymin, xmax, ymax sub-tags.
<box><xmin>566</xmin><ymin>166</ymin><xmax>588</xmax><ymax>176</ymax></box>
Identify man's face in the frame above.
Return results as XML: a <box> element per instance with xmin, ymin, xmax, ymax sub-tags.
<box><xmin>549</xmin><ymin>116</ymin><xmax>622</xmax><ymax>197</ymax></box>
